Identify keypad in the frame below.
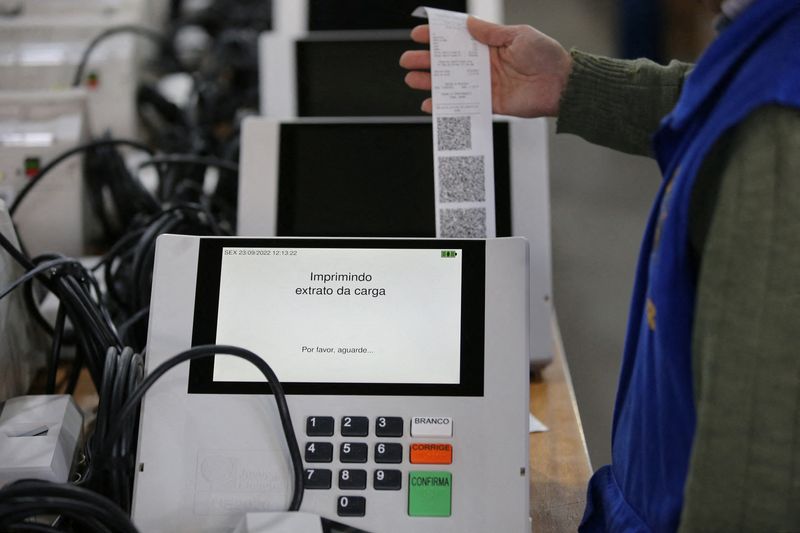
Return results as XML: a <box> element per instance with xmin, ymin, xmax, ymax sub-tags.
<box><xmin>340</xmin><ymin>416</ymin><xmax>369</xmax><ymax>436</ymax></box>
<box><xmin>375</xmin><ymin>416</ymin><xmax>403</xmax><ymax>437</ymax></box>
<box><xmin>337</xmin><ymin>495</ymin><xmax>366</xmax><ymax>517</ymax></box>
<box><xmin>374</xmin><ymin>442</ymin><xmax>403</xmax><ymax>463</ymax></box>
<box><xmin>340</xmin><ymin>442</ymin><xmax>368</xmax><ymax>463</ymax></box>
<box><xmin>374</xmin><ymin>469</ymin><xmax>402</xmax><ymax>490</ymax></box>
<box><xmin>338</xmin><ymin>469</ymin><xmax>367</xmax><ymax>490</ymax></box>
<box><xmin>304</xmin><ymin>442</ymin><xmax>333</xmax><ymax>463</ymax></box>
<box><xmin>303</xmin><ymin>415</ymin><xmax>452</xmax><ymax>519</ymax></box>
<box><xmin>304</xmin><ymin>468</ymin><xmax>332</xmax><ymax>489</ymax></box>
<box><xmin>306</xmin><ymin>416</ymin><xmax>334</xmax><ymax>436</ymax></box>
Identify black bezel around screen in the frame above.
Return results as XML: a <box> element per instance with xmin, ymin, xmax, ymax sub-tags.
<box><xmin>188</xmin><ymin>238</ymin><xmax>486</xmax><ymax>396</ymax></box>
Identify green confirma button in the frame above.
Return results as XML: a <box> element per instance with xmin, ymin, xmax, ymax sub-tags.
<box><xmin>408</xmin><ymin>471</ymin><xmax>452</xmax><ymax>517</ymax></box>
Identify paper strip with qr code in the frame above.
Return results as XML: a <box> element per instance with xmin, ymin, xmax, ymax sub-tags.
<box><xmin>413</xmin><ymin>6</ymin><xmax>496</xmax><ymax>238</ymax></box>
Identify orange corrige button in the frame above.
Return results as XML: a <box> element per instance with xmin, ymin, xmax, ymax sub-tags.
<box><xmin>410</xmin><ymin>443</ymin><xmax>453</xmax><ymax>464</ymax></box>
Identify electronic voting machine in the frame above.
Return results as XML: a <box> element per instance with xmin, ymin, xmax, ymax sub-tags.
<box><xmin>132</xmin><ymin>235</ymin><xmax>530</xmax><ymax>532</ymax></box>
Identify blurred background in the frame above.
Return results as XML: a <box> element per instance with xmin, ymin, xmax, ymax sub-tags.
<box><xmin>506</xmin><ymin>0</ymin><xmax>713</xmax><ymax>468</ymax></box>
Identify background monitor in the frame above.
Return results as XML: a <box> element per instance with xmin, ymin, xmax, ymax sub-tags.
<box><xmin>260</xmin><ymin>30</ymin><xmax>430</xmax><ymax>118</ymax></box>
<box><xmin>307</xmin><ymin>0</ymin><xmax>467</xmax><ymax>31</ymax></box>
<box><xmin>271</xmin><ymin>0</ymin><xmax>502</xmax><ymax>38</ymax></box>
<box><xmin>262</xmin><ymin>0</ymin><xmax>504</xmax><ymax>117</ymax></box>
<box><xmin>237</xmin><ymin>116</ymin><xmax>553</xmax><ymax>368</ymax></box>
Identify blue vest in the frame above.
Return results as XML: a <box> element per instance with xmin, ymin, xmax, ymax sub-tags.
<box><xmin>580</xmin><ymin>1</ymin><xmax>800</xmax><ymax>531</ymax></box>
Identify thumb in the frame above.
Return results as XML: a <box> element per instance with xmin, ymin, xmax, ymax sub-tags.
<box><xmin>467</xmin><ymin>16</ymin><xmax>516</xmax><ymax>47</ymax></box>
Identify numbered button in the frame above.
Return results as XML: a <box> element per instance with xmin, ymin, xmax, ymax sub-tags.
<box><xmin>374</xmin><ymin>469</ymin><xmax>402</xmax><ymax>490</ymax></box>
<box><xmin>337</xmin><ymin>495</ymin><xmax>366</xmax><ymax>517</ymax></box>
<box><xmin>304</xmin><ymin>469</ymin><xmax>332</xmax><ymax>489</ymax></box>
<box><xmin>338</xmin><ymin>469</ymin><xmax>367</xmax><ymax>490</ymax></box>
<box><xmin>340</xmin><ymin>442</ymin><xmax>368</xmax><ymax>463</ymax></box>
<box><xmin>305</xmin><ymin>442</ymin><xmax>333</xmax><ymax>463</ymax></box>
<box><xmin>341</xmin><ymin>416</ymin><xmax>368</xmax><ymax>436</ymax></box>
<box><xmin>375</xmin><ymin>416</ymin><xmax>403</xmax><ymax>437</ymax></box>
<box><xmin>306</xmin><ymin>416</ymin><xmax>334</xmax><ymax>436</ymax></box>
<box><xmin>374</xmin><ymin>443</ymin><xmax>403</xmax><ymax>464</ymax></box>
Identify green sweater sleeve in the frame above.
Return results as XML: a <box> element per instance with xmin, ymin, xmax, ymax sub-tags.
<box><xmin>679</xmin><ymin>105</ymin><xmax>800</xmax><ymax>532</ymax></box>
<box><xmin>556</xmin><ymin>50</ymin><xmax>692</xmax><ymax>157</ymax></box>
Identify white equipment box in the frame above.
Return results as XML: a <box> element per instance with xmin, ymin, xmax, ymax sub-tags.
<box><xmin>0</xmin><ymin>200</ymin><xmax>48</xmax><ymax>401</ymax></box>
<box><xmin>0</xmin><ymin>395</ymin><xmax>83</xmax><ymax>486</ymax></box>
<box><xmin>0</xmin><ymin>16</ymin><xmax>144</xmax><ymax>138</ymax></box>
<box><xmin>133</xmin><ymin>235</ymin><xmax>531</xmax><ymax>533</ymax></box>
<box><xmin>237</xmin><ymin>117</ymin><xmax>554</xmax><ymax>368</ymax></box>
<box><xmin>0</xmin><ymin>90</ymin><xmax>93</xmax><ymax>257</ymax></box>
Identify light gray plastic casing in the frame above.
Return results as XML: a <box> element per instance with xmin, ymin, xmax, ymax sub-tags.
<box><xmin>132</xmin><ymin>235</ymin><xmax>530</xmax><ymax>533</ymax></box>
<box><xmin>0</xmin><ymin>395</ymin><xmax>83</xmax><ymax>486</ymax></box>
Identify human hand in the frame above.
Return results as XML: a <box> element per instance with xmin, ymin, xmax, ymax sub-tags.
<box><xmin>400</xmin><ymin>16</ymin><xmax>572</xmax><ymax>117</ymax></box>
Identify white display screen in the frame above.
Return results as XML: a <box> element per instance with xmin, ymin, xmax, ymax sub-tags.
<box><xmin>211</xmin><ymin>247</ymin><xmax>463</xmax><ymax>385</ymax></box>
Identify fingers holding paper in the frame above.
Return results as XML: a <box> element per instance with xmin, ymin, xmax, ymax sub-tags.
<box><xmin>401</xmin><ymin>17</ymin><xmax>573</xmax><ymax>118</ymax></box>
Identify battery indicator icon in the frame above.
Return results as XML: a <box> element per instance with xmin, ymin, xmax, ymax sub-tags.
<box><xmin>441</xmin><ymin>250</ymin><xmax>458</xmax><ymax>258</ymax></box>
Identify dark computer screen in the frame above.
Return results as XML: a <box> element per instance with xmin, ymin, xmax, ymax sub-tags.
<box><xmin>296</xmin><ymin>35</ymin><xmax>428</xmax><ymax>117</ymax></box>
<box><xmin>307</xmin><ymin>0</ymin><xmax>467</xmax><ymax>31</ymax></box>
<box><xmin>276</xmin><ymin>121</ymin><xmax>511</xmax><ymax>238</ymax></box>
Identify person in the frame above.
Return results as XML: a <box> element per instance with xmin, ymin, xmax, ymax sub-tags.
<box><xmin>401</xmin><ymin>0</ymin><xmax>800</xmax><ymax>531</ymax></box>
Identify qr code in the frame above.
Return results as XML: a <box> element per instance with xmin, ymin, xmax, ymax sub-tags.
<box><xmin>437</xmin><ymin>116</ymin><xmax>471</xmax><ymax>151</ymax></box>
<box><xmin>439</xmin><ymin>208</ymin><xmax>487</xmax><ymax>238</ymax></box>
<box><xmin>439</xmin><ymin>155</ymin><xmax>485</xmax><ymax>202</ymax></box>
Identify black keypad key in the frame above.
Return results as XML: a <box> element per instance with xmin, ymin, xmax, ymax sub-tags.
<box><xmin>375</xmin><ymin>416</ymin><xmax>404</xmax><ymax>437</ymax></box>
<box><xmin>305</xmin><ymin>442</ymin><xmax>333</xmax><ymax>463</ymax></box>
<box><xmin>373</xmin><ymin>469</ymin><xmax>402</xmax><ymax>490</ymax></box>
<box><xmin>306</xmin><ymin>416</ymin><xmax>334</xmax><ymax>436</ymax></box>
<box><xmin>304</xmin><ymin>469</ymin><xmax>332</xmax><ymax>489</ymax></box>
<box><xmin>338</xmin><ymin>469</ymin><xmax>367</xmax><ymax>490</ymax></box>
<box><xmin>374</xmin><ymin>442</ymin><xmax>403</xmax><ymax>463</ymax></box>
<box><xmin>340</xmin><ymin>442</ymin><xmax>368</xmax><ymax>463</ymax></box>
<box><xmin>341</xmin><ymin>416</ymin><xmax>368</xmax><ymax>436</ymax></box>
<box><xmin>337</xmin><ymin>495</ymin><xmax>366</xmax><ymax>517</ymax></box>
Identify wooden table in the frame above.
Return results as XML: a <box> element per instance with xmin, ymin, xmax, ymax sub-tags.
<box><xmin>530</xmin><ymin>318</ymin><xmax>593</xmax><ymax>532</ymax></box>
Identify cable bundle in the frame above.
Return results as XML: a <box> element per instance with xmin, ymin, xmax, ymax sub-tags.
<box><xmin>0</xmin><ymin>233</ymin><xmax>121</xmax><ymax>396</ymax></box>
<box><xmin>79</xmin><ymin>347</ymin><xmax>144</xmax><ymax>513</ymax></box>
<box><xmin>0</xmin><ymin>480</ymin><xmax>139</xmax><ymax>533</ymax></box>
<box><xmin>0</xmin><ymin>4</ymin><xmax>312</xmax><ymax>530</ymax></box>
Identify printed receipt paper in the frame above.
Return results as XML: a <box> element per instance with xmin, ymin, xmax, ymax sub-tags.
<box><xmin>413</xmin><ymin>6</ymin><xmax>496</xmax><ymax>238</ymax></box>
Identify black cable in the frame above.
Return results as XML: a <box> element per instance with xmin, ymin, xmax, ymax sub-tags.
<box><xmin>137</xmin><ymin>154</ymin><xmax>239</xmax><ymax>174</ymax></box>
<box><xmin>5</xmin><ymin>523</ymin><xmax>63</xmax><ymax>532</ymax></box>
<box><xmin>24</xmin><ymin>275</ymin><xmax>56</xmax><ymax>337</ymax></box>
<box><xmin>117</xmin><ymin>307</ymin><xmax>149</xmax><ymax>346</ymax></box>
<box><xmin>65</xmin><ymin>350</ymin><xmax>85</xmax><ymax>396</ymax></box>
<box><xmin>83</xmin><ymin>141</ymin><xmax>161</xmax><ymax>242</ymax></box>
<box><xmin>0</xmin><ymin>258</ymin><xmax>83</xmax><ymax>301</ymax></box>
<box><xmin>0</xmin><ymin>233</ymin><xmax>121</xmax><ymax>392</ymax></box>
<box><xmin>0</xmin><ymin>228</ymin><xmax>35</xmax><ymax>270</ymax></box>
<box><xmin>46</xmin><ymin>304</ymin><xmax>67</xmax><ymax>395</ymax></box>
<box><xmin>0</xmin><ymin>480</ymin><xmax>138</xmax><ymax>533</ymax></box>
<box><xmin>72</xmin><ymin>25</ymin><xmax>174</xmax><ymax>88</ymax></box>
<box><xmin>102</xmin><ymin>345</ymin><xmax>305</xmax><ymax>511</ymax></box>
<box><xmin>9</xmin><ymin>139</ymin><xmax>154</xmax><ymax>218</ymax></box>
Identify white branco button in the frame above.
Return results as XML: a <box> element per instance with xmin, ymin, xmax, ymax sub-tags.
<box><xmin>411</xmin><ymin>416</ymin><xmax>453</xmax><ymax>437</ymax></box>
